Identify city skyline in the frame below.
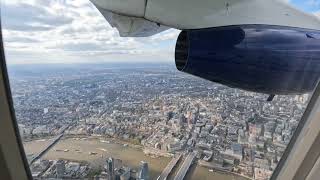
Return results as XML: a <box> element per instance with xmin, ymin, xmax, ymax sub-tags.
<box><xmin>12</xmin><ymin>64</ymin><xmax>310</xmax><ymax>179</ymax></box>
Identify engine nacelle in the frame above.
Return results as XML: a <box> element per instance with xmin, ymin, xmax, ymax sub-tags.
<box><xmin>175</xmin><ymin>25</ymin><xmax>320</xmax><ymax>95</ymax></box>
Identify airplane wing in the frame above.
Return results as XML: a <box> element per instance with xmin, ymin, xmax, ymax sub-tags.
<box><xmin>91</xmin><ymin>0</ymin><xmax>320</xmax><ymax>37</ymax></box>
<box><xmin>91</xmin><ymin>0</ymin><xmax>170</xmax><ymax>37</ymax></box>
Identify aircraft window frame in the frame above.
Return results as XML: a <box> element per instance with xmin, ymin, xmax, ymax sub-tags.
<box><xmin>1</xmin><ymin>9</ymin><xmax>320</xmax><ymax>180</ymax></box>
<box><xmin>271</xmin><ymin>81</ymin><xmax>320</xmax><ymax>180</ymax></box>
<box><xmin>0</xmin><ymin>22</ymin><xmax>32</xmax><ymax>180</ymax></box>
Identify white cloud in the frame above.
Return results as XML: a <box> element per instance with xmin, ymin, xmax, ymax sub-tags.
<box><xmin>281</xmin><ymin>0</ymin><xmax>291</xmax><ymax>3</ymax></box>
<box><xmin>150</xmin><ymin>29</ymin><xmax>180</xmax><ymax>41</ymax></box>
<box><xmin>1</xmin><ymin>0</ymin><xmax>178</xmax><ymax>64</ymax></box>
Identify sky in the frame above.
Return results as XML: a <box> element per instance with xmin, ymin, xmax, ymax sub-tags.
<box><xmin>1</xmin><ymin>0</ymin><xmax>320</xmax><ymax>65</ymax></box>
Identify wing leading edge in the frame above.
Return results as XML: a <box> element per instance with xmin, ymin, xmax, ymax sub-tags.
<box><xmin>91</xmin><ymin>0</ymin><xmax>320</xmax><ymax>37</ymax></box>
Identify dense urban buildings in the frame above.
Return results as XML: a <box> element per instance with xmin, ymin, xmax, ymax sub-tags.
<box><xmin>9</xmin><ymin>63</ymin><xmax>310</xmax><ymax>180</ymax></box>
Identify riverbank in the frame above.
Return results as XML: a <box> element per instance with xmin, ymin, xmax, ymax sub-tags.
<box><xmin>25</xmin><ymin>136</ymin><xmax>171</xmax><ymax>179</ymax></box>
<box><xmin>198</xmin><ymin>160</ymin><xmax>253</xmax><ymax>180</ymax></box>
<box><xmin>23</xmin><ymin>136</ymin><xmax>248</xmax><ymax>180</ymax></box>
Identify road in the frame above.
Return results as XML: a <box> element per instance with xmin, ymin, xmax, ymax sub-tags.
<box><xmin>174</xmin><ymin>152</ymin><xmax>197</xmax><ymax>180</ymax></box>
<box><xmin>28</xmin><ymin>125</ymin><xmax>69</xmax><ymax>165</ymax></box>
<box><xmin>157</xmin><ymin>153</ymin><xmax>182</xmax><ymax>180</ymax></box>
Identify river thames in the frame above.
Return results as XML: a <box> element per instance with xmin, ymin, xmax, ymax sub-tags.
<box><xmin>23</xmin><ymin>136</ymin><xmax>248</xmax><ymax>180</ymax></box>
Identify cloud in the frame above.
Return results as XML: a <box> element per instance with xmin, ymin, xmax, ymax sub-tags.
<box><xmin>1</xmin><ymin>0</ymin><xmax>178</xmax><ymax>64</ymax></box>
<box><xmin>2</xmin><ymin>2</ymin><xmax>73</xmax><ymax>31</ymax></box>
<box><xmin>281</xmin><ymin>0</ymin><xmax>291</xmax><ymax>3</ymax></box>
<box><xmin>150</xmin><ymin>29</ymin><xmax>180</xmax><ymax>41</ymax></box>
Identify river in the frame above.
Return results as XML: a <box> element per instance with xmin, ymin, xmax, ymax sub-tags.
<box><xmin>23</xmin><ymin>136</ymin><xmax>248</xmax><ymax>180</ymax></box>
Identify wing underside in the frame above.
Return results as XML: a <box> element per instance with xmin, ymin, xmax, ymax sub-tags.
<box><xmin>91</xmin><ymin>0</ymin><xmax>320</xmax><ymax>37</ymax></box>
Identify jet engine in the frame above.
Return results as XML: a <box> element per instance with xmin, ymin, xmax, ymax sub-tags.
<box><xmin>175</xmin><ymin>25</ymin><xmax>320</xmax><ymax>95</ymax></box>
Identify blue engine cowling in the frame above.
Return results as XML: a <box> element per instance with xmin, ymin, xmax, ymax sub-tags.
<box><xmin>175</xmin><ymin>25</ymin><xmax>320</xmax><ymax>95</ymax></box>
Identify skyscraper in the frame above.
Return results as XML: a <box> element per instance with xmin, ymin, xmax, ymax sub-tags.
<box><xmin>119</xmin><ymin>167</ymin><xmax>131</xmax><ymax>180</ymax></box>
<box><xmin>137</xmin><ymin>161</ymin><xmax>149</xmax><ymax>180</ymax></box>
<box><xmin>56</xmin><ymin>159</ymin><xmax>65</xmax><ymax>178</ymax></box>
<box><xmin>106</xmin><ymin>157</ymin><xmax>114</xmax><ymax>180</ymax></box>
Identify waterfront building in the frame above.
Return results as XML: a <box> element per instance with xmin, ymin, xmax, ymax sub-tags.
<box><xmin>106</xmin><ymin>157</ymin><xmax>115</xmax><ymax>180</ymax></box>
<box><xmin>118</xmin><ymin>167</ymin><xmax>131</xmax><ymax>180</ymax></box>
<box><xmin>138</xmin><ymin>161</ymin><xmax>149</xmax><ymax>180</ymax></box>
<box><xmin>56</xmin><ymin>159</ymin><xmax>65</xmax><ymax>178</ymax></box>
